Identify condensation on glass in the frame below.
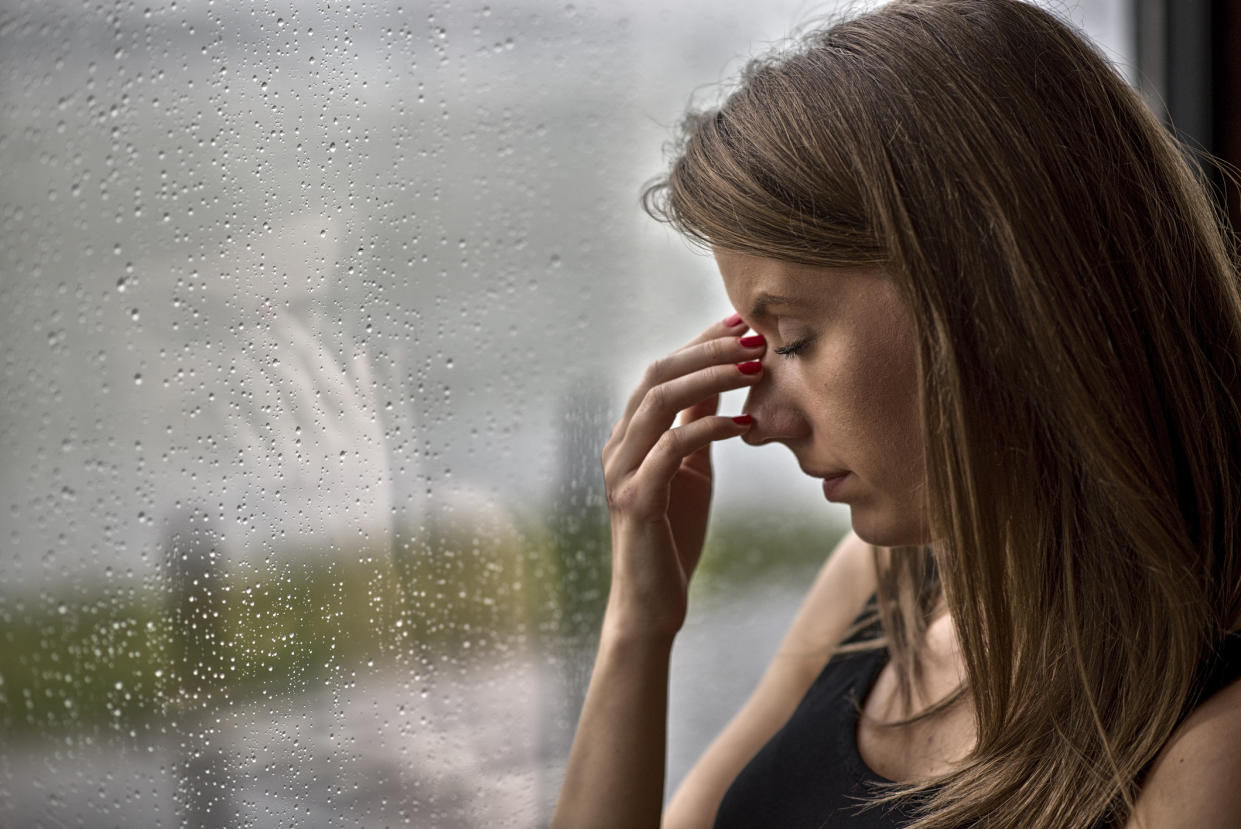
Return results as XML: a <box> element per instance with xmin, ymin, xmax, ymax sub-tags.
<box><xmin>0</xmin><ymin>1</ymin><xmax>1133</xmax><ymax>825</ymax></box>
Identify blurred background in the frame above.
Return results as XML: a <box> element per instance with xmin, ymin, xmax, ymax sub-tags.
<box><xmin>3</xmin><ymin>0</ymin><xmax>1227</xmax><ymax>825</ymax></box>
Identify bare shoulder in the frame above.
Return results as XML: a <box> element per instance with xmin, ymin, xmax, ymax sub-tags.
<box><xmin>771</xmin><ymin>528</ymin><xmax>877</xmax><ymax>673</ymax></box>
<box><xmin>1125</xmin><ymin>677</ymin><xmax>1241</xmax><ymax>829</ymax></box>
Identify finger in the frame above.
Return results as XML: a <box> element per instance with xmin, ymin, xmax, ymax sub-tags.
<box><xmin>609</xmin><ymin>359</ymin><xmax>763</xmax><ymax>477</ymax></box>
<box><xmin>606</xmin><ymin>316</ymin><xmax>754</xmax><ymax>469</ymax></box>
<box><xmin>679</xmin><ymin>393</ymin><xmax>719</xmax><ymax>426</ymax></box>
<box><xmin>617</xmin><ymin>330</ymin><xmax>765</xmax><ymax>431</ymax></box>
<box><xmin>680</xmin><ymin>403</ymin><xmax>725</xmax><ymax>477</ymax></box>
<box><xmin>670</xmin><ymin>312</ymin><xmax>749</xmax><ymax>355</ymax></box>
<box><xmin>607</xmin><ymin>389</ymin><xmax>719</xmax><ymax>470</ymax></box>
<box><xmin>632</xmin><ymin>415</ymin><xmax>753</xmax><ymax>498</ymax></box>
<box><xmin>617</xmin><ymin>314</ymin><xmax>751</xmax><ymax>425</ymax></box>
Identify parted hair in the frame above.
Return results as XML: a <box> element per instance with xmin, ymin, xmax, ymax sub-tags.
<box><xmin>643</xmin><ymin>1</ymin><xmax>1241</xmax><ymax>827</ymax></box>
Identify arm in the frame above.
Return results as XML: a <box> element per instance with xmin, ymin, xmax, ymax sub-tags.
<box><xmin>551</xmin><ymin>522</ymin><xmax>687</xmax><ymax>829</ymax></box>
<box><xmin>553</xmin><ymin>623</ymin><xmax>675</xmax><ymax>829</ymax></box>
<box><xmin>552</xmin><ymin>315</ymin><xmax>766</xmax><ymax>829</ymax></box>
<box><xmin>663</xmin><ymin>529</ymin><xmax>877</xmax><ymax>829</ymax></box>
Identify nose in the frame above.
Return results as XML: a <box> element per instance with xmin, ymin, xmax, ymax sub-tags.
<box><xmin>740</xmin><ymin>369</ymin><xmax>810</xmax><ymax>446</ymax></box>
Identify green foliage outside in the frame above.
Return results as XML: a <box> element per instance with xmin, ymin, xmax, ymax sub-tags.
<box><xmin>0</xmin><ymin>509</ymin><xmax>842</xmax><ymax>739</ymax></box>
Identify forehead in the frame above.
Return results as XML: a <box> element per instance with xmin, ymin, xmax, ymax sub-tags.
<box><xmin>712</xmin><ymin>248</ymin><xmax>854</xmax><ymax>319</ymax></box>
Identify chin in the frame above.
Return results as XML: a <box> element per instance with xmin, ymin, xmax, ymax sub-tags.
<box><xmin>848</xmin><ymin>507</ymin><xmax>930</xmax><ymax>549</ymax></box>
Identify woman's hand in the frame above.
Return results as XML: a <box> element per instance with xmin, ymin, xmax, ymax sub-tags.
<box><xmin>600</xmin><ymin>313</ymin><xmax>766</xmax><ymax>639</ymax></box>
<box><xmin>553</xmin><ymin>314</ymin><xmax>765</xmax><ymax>829</ymax></box>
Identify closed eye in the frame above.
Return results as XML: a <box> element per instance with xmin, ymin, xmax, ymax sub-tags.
<box><xmin>774</xmin><ymin>337</ymin><xmax>813</xmax><ymax>358</ymax></box>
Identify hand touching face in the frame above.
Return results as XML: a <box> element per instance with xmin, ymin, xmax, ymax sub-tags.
<box><xmin>714</xmin><ymin>248</ymin><xmax>929</xmax><ymax>548</ymax></box>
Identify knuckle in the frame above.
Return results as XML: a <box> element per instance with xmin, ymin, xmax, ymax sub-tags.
<box><xmin>705</xmin><ymin>336</ymin><xmax>729</xmax><ymax>363</ymax></box>
<box><xmin>643</xmin><ymin>357</ymin><xmax>667</xmax><ymax>386</ymax></box>
<box><xmin>602</xmin><ymin>423</ymin><xmax>622</xmax><ymax>455</ymax></box>
<box><xmin>643</xmin><ymin>382</ymin><xmax>668</xmax><ymax>412</ymax></box>
<box><xmin>607</xmin><ymin>481</ymin><xmax>647</xmax><ymax>515</ymax></box>
<box><xmin>622</xmin><ymin>390</ymin><xmax>644</xmax><ymax>418</ymax></box>
<box><xmin>602</xmin><ymin>455</ymin><xmax>627</xmax><ymax>487</ymax></box>
<box><xmin>654</xmin><ymin>428</ymin><xmax>684</xmax><ymax>456</ymax></box>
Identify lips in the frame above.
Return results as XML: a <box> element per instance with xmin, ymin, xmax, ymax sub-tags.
<box><xmin>801</xmin><ymin>465</ymin><xmax>849</xmax><ymax>480</ymax></box>
<box><xmin>821</xmin><ymin>471</ymin><xmax>852</xmax><ymax>501</ymax></box>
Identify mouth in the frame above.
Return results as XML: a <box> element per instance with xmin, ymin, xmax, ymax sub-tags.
<box><xmin>820</xmin><ymin>471</ymin><xmax>852</xmax><ymax>501</ymax></box>
<box><xmin>802</xmin><ymin>465</ymin><xmax>849</xmax><ymax>480</ymax></box>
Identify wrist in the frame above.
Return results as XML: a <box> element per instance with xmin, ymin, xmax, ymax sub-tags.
<box><xmin>600</xmin><ymin>605</ymin><xmax>680</xmax><ymax>652</ymax></box>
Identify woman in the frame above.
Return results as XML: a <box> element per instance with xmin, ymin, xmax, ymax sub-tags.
<box><xmin>554</xmin><ymin>1</ymin><xmax>1241</xmax><ymax>826</ymax></box>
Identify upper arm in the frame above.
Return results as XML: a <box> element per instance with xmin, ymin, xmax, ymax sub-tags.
<box><xmin>662</xmin><ymin>529</ymin><xmax>878</xmax><ymax>829</ymax></box>
<box><xmin>1124</xmin><ymin>678</ymin><xmax>1241</xmax><ymax>829</ymax></box>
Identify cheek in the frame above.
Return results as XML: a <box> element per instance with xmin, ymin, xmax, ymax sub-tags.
<box><xmin>867</xmin><ymin>340</ymin><xmax>924</xmax><ymax>483</ymax></box>
<box><xmin>818</xmin><ymin>328</ymin><xmax>922</xmax><ymax>460</ymax></box>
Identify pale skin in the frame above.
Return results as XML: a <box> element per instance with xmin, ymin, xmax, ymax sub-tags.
<box><xmin>552</xmin><ymin>249</ymin><xmax>1241</xmax><ymax>828</ymax></box>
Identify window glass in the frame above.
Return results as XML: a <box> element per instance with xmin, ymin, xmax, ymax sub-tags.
<box><xmin>0</xmin><ymin>1</ymin><xmax>1133</xmax><ymax>824</ymax></box>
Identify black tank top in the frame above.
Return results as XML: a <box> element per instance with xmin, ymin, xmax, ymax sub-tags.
<box><xmin>714</xmin><ymin>601</ymin><xmax>1241</xmax><ymax>829</ymax></box>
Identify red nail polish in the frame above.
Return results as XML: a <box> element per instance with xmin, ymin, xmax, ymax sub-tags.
<box><xmin>723</xmin><ymin>313</ymin><xmax>744</xmax><ymax>327</ymax></box>
<box><xmin>732</xmin><ymin>414</ymin><xmax>753</xmax><ymax>425</ymax></box>
<box><xmin>737</xmin><ymin>360</ymin><xmax>762</xmax><ymax>375</ymax></box>
<box><xmin>739</xmin><ymin>333</ymin><xmax>765</xmax><ymax>348</ymax></box>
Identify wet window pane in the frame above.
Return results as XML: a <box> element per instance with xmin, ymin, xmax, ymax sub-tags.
<box><xmin>0</xmin><ymin>1</ymin><xmax>1133</xmax><ymax>825</ymax></box>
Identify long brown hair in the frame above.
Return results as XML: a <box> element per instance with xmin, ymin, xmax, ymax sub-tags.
<box><xmin>643</xmin><ymin>1</ymin><xmax>1241</xmax><ymax>827</ymax></box>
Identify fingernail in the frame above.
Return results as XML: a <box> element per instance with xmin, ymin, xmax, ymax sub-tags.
<box><xmin>739</xmin><ymin>333</ymin><xmax>765</xmax><ymax>348</ymax></box>
<box><xmin>723</xmin><ymin>313</ymin><xmax>744</xmax><ymax>327</ymax></box>
<box><xmin>732</xmin><ymin>414</ymin><xmax>753</xmax><ymax>425</ymax></box>
<box><xmin>737</xmin><ymin>360</ymin><xmax>762</xmax><ymax>375</ymax></box>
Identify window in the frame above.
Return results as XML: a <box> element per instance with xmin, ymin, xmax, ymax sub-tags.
<box><xmin>0</xmin><ymin>1</ymin><xmax>1134</xmax><ymax>824</ymax></box>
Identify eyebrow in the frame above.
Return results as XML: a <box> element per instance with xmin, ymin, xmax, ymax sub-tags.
<box><xmin>748</xmin><ymin>292</ymin><xmax>802</xmax><ymax>319</ymax></box>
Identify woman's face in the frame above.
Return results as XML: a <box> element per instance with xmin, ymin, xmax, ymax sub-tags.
<box><xmin>714</xmin><ymin>248</ymin><xmax>929</xmax><ymax>547</ymax></box>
